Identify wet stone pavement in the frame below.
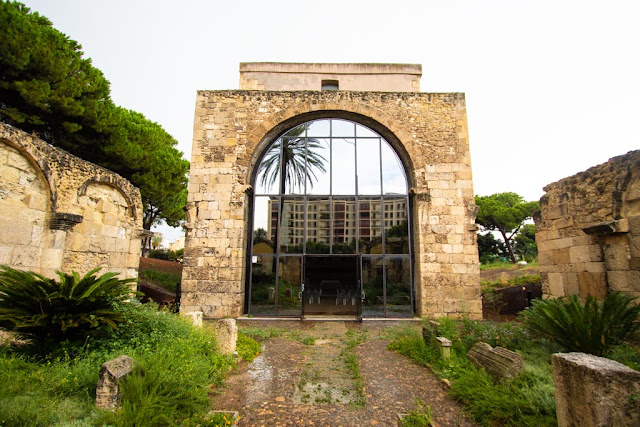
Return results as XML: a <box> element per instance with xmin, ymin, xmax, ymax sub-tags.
<box><xmin>212</xmin><ymin>321</ymin><xmax>475</xmax><ymax>426</ymax></box>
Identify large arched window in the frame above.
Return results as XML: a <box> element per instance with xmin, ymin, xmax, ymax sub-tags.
<box><xmin>249</xmin><ymin>119</ymin><xmax>412</xmax><ymax>318</ymax></box>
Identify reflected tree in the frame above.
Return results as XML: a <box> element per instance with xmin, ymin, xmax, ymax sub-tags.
<box><xmin>257</xmin><ymin>124</ymin><xmax>328</xmax><ymax>252</ymax></box>
<box><xmin>258</xmin><ymin>125</ymin><xmax>327</xmax><ymax>194</ymax></box>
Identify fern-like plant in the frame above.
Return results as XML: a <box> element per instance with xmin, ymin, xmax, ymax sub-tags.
<box><xmin>0</xmin><ymin>266</ymin><xmax>136</xmax><ymax>347</ymax></box>
<box><xmin>522</xmin><ymin>292</ymin><xmax>640</xmax><ymax>356</ymax></box>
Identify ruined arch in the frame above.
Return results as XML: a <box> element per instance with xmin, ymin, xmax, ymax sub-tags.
<box><xmin>77</xmin><ymin>176</ymin><xmax>138</xmax><ymax>220</ymax></box>
<box><xmin>182</xmin><ymin>90</ymin><xmax>481</xmax><ymax>319</ymax></box>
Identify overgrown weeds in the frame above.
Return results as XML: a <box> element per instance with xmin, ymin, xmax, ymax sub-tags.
<box><xmin>387</xmin><ymin>320</ymin><xmax>557</xmax><ymax>426</ymax></box>
<box><xmin>0</xmin><ymin>302</ymin><xmax>251</xmax><ymax>426</ymax></box>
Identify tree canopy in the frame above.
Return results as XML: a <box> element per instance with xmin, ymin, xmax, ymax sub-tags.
<box><xmin>0</xmin><ymin>2</ymin><xmax>189</xmax><ymax>230</ymax></box>
<box><xmin>475</xmin><ymin>192</ymin><xmax>539</xmax><ymax>263</ymax></box>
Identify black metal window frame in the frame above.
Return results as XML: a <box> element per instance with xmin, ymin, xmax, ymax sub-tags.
<box><xmin>247</xmin><ymin>118</ymin><xmax>414</xmax><ymax>318</ymax></box>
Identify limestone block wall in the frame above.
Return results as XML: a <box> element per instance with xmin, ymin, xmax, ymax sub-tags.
<box><xmin>535</xmin><ymin>151</ymin><xmax>640</xmax><ymax>299</ymax></box>
<box><xmin>239</xmin><ymin>63</ymin><xmax>422</xmax><ymax>92</ymax></box>
<box><xmin>0</xmin><ymin>123</ymin><xmax>143</xmax><ymax>279</ymax></box>
<box><xmin>183</xmin><ymin>90</ymin><xmax>481</xmax><ymax>319</ymax></box>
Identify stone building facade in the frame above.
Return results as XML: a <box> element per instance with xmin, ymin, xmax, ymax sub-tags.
<box><xmin>182</xmin><ymin>63</ymin><xmax>481</xmax><ymax>319</ymax></box>
<box><xmin>535</xmin><ymin>150</ymin><xmax>640</xmax><ymax>299</ymax></box>
<box><xmin>0</xmin><ymin>123</ymin><xmax>143</xmax><ymax>279</ymax></box>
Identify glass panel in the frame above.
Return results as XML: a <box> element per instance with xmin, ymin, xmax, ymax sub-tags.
<box><xmin>359</xmin><ymin>199</ymin><xmax>383</xmax><ymax>255</ymax></box>
<box><xmin>306</xmin><ymin>119</ymin><xmax>330</xmax><ymax>137</ymax></box>
<box><xmin>279</xmin><ymin>198</ymin><xmax>304</xmax><ymax>253</ymax></box>
<box><xmin>362</xmin><ymin>257</ymin><xmax>384</xmax><ymax>317</ymax></box>
<box><xmin>306</xmin><ymin>138</ymin><xmax>330</xmax><ymax>195</ymax></box>
<box><xmin>277</xmin><ymin>256</ymin><xmax>302</xmax><ymax>316</ymax></box>
<box><xmin>284</xmin><ymin>124</ymin><xmax>307</xmax><ymax>137</ymax></box>
<box><xmin>305</xmin><ymin>256</ymin><xmax>357</xmax><ymax>316</ymax></box>
<box><xmin>356</xmin><ymin>123</ymin><xmax>378</xmax><ymax>138</ymax></box>
<box><xmin>332</xmin><ymin>138</ymin><xmax>355</xmax><ymax>195</ymax></box>
<box><xmin>280</xmin><ymin>136</ymin><xmax>306</xmax><ymax>195</ymax></box>
<box><xmin>384</xmin><ymin>196</ymin><xmax>410</xmax><ymax>254</ymax></box>
<box><xmin>357</xmin><ymin>138</ymin><xmax>381</xmax><ymax>195</ymax></box>
<box><xmin>381</xmin><ymin>140</ymin><xmax>408</xmax><ymax>195</ymax></box>
<box><xmin>250</xmin><ymin>258</ymin><xmax>276</xmax><ymax>316</ymax></box>
<box><xmin>385</xmin><ymin>257</ymin><xmax>413</xmax><ymax>317</ymax></box>
<box><xmin>331</xmin><ymin>119</ymin><xmax>355</xmax><ymax>137</ymax></box>
<box><xmin>332</xmin><ymin>198</ymin><xmax>356</xmax><ymax>254</ymax></box>
<box><xmin>306</xmin><ymin>198</ymin><xmax>331</xmax><ymax>254</ymax></box>
<box><xmin>255</xmin><ymin>143</ymin><xmax>281</xmax><ymax>195</ymax></box>
<box><xmin>253</xmin><ymin>196</ymin><xmax>277</xmax><ymax>253</ymax></box>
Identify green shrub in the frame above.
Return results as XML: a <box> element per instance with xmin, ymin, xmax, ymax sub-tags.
<box><xmin>237</xmin><ymin>333</ymin><xmax>261</xmax><ymax>361</ymax></box>
<box><xmin>1</xmin><ymin>302</ymin><xmax>236</xmax><ymax>426</ymax></box>
<box><xmin>388</xmin><ymin>323</ymin><xmax>557</xmax><ymax>426</ymax></box>
<box><xmin>523</xmin><ymin>292</ymin><xmax>640</xmax><ymax>356</ymax></box>
<box><xmin>0</xmin><ymin>266</ymin><xmax>135</xmax><ymax>350</ymax></box>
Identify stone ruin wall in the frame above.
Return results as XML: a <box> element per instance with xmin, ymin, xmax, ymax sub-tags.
<box><xmin>0</xmin><ymin>123</ymin><xmax>144</xmax><ymax>279</ymax></box>
<box><xmin>535</xmin><ymin>150</ymin><xmax>640</xmax><ymax>299</ymax></box>
<box><xmin>182</xmin><ymin>90</ymin><xmax>481</xmax><ymax>319</ymax></box>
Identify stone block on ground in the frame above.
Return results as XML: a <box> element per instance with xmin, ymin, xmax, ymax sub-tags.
<box><xmin>212</xmin><ymin>318</ymin><xmax>237</xmax><ymax>355</ymax></box>
<box><xmin>466</xmin><ymin>342</ymin><xmax>524</xmax><ymax>382</ymax></box>
<box><xmin>181</xmin><ymin>310</ymin><xmax>203</xmax><ymax>327</ymax></box>
<box><xmin>421</xmin><ymin>320</ymin><xmax>441</xmax><ymax>347</ymax></box>
<box><xmin>552</xmin><ymin>352</ymin><xmax>640</xmax><ymax>427</ymax></box>
<box><xmin>95</xmin><ymin>355</ymin><xmax>136</xmax><ymax>410</ymax></box>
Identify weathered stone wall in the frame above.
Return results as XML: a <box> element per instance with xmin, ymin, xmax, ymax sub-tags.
<box><xmin>0</xmin><ymin>123</ymin><xmax>143</xmax><ymax>279</ymax></box>
<box><xmin>183</xmin><ymin>90</ymin><xmax>481</xmax><ymax>319</ymax></box>
<box><xmin>239</xmin><ymin>63</ymin><xmax>422</xmax><ymax>92</ymax></box>
<box><xmin>535</xmin><ymin>151</ymin><xmax>640</xmax><ymax>299</ymax></box>
<box><xmin>552</xmin><ymin>352</ymin><xmax>640</xmax><ymax>426</ymax></box>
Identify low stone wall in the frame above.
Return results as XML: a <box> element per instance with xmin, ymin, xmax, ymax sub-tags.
<box><xmin>535</xmin><ymin>151</ymin><xmax>640</xmax><ymax>299</ymax></box>
<box><xmin>0</xmin><ymin>123</ymin><xmax>144</xmax><ymax>279</ymax></box>
<box><xmin>552</xmin><ymin>352</ymin><xmax>640</xmax><ymax>426</ymax></box>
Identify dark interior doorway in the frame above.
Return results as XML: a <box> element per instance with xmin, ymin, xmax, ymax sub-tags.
<box><xmin>304</xmin><ymin>256</ymin><xmax>357</xmax><ymax>316</ymax></box>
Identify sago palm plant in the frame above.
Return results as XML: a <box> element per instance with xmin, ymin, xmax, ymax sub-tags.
<box><xmin>522</xmin><ymin>292</ymin><xmax>640</xmax><ymax>356</ymax></box>
<box><xmin>0</xmin><ymin>266</ymin><xmax>136</xmax><ymax>347</ymax></box>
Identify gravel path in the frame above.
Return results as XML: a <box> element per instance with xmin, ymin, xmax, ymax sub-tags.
<box><xmin>212</xmin><ymin>321</ymin><xmax>475</xmax><ymax>426</ymax></box>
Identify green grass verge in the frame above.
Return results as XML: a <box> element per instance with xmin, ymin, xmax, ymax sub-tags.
<box><xmin>387</xmin><ymin>320</ymin><xmax>557</xmax><ymax>426</ymax></box>
<box><xmin>138</xmin><ymin>269</ymin><xmax>181</xmax><ymax>293</ymax></box>
<box><xmin>480</xmin><ymin>260</ymin><xmax>539</xmax><ymax>271</ymax></box>
<box><xmin>0</xmin><ymin>303</ymin><xmax>255</xmax><ymax>426</ymax></box>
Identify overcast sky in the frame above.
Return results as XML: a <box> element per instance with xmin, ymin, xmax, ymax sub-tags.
<box><xmin>21</xmin><ymin>0</ymin><xmax>640</xmax><ymax>244</ymax></box>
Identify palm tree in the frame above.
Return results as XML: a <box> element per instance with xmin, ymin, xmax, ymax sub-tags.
<box><xmin>256</xmin><ymin>124</ymin><xmax>328</xmax><ymax>254</ymax></box>
<box><xmin>257</xmin><ymin>124</ymin><xmax>327</xmax><ymax>194</ymax></box>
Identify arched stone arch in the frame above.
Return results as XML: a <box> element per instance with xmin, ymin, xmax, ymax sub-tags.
<box><xmin>77</xmin><ymin>176</ymin><xmax>138</xmax><ymax>220</ymax></box>
<box><xmin>182</xmin><ymin>90</ymin><xmax>480</xmax><ymax>320</ymax></box>
<box><xmin>246</xmin><ymin>110</ymin><xmax>416</xmax><ymax>191</ymax></box>
<box><xmin>0</xmin><ymin>137</ymin><xmax>57</xmax><ymax>210</ymax></box>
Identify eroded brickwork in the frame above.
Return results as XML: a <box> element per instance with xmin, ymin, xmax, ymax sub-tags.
<box><xmin>183</xmin><ymin>90</ymin><xmax>481</xmax><ymax>318</ymax></box>
<box><xmin>0</xmin><ymin>123</ymin><xmax>143</xmax><ymax>279</ymax></box>
<box><xmin>536</xmin><ymin>151</ymin><xmax>640</xmax><ymax>299</ymax></box>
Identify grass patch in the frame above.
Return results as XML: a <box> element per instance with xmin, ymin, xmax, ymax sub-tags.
<box><xmin>400</xmin><ymin>399</ymin><xmax>433</xmax><ymax>426</ymax></box>
<box><xmin>340</xmin><ymin>329</ymin><xmax>367</xmax><ymax>408</ymax></box>
<box><xmin>138</xmin><ymin>269</ymin><xmax>181</xmax><ymax>293</ymax></box>
<box><xmin>0</xmin><ymin>302</ymin><xmax>237</xmax><ymax>426</ymax></box>
<box><xmin>480</xmin><ymin>259</ymin><xmax>539</xmax><ymax>271</ymax></box>
<box><xmin>387</xmin><ymin>320</ymin><xmax>557</xmax><ymax>426</ymax></box>
<box><xmin>237</xmin><ymin>333</ymin><xmax>261</xmax><ymax>362</ymax></box>
<box><xmin>302</xmin><ymin>336</ymin><xmax>316</xmax><ymax>346</ymax></box>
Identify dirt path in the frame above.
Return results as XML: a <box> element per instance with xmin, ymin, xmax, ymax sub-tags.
<box><xmin>212</xmin><ymin>321</ymin><xmax>475</xmax><ymax>426</ymax></box>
